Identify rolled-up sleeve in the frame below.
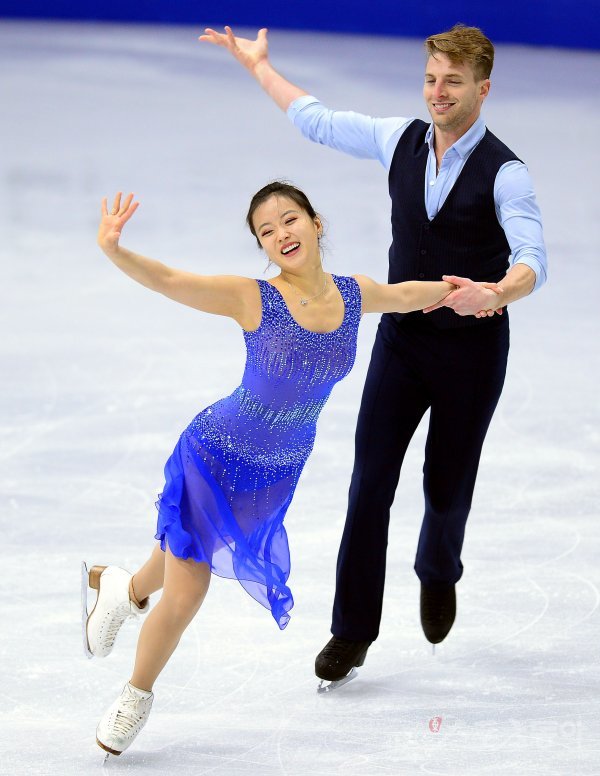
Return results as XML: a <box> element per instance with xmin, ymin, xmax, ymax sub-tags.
<box><xmin>495</xmin><ymin>160</ymin><xmax>548</xmax><ymax>291</ymax></box>
<box><xmin>287</xmin><ymin>95</ymin><xmax>413</xmax><ymax>169</ymax></box>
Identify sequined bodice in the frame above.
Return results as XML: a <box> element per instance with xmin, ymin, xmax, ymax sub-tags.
<box><xmin>243</xmin><ymin>276</ymin><xmax>361</xmax><ymax>407</ymax></box>
<box><xmin>188</xmin><ymin>275</ymin><xmax>361</xmax><ymax>481</ymax></box>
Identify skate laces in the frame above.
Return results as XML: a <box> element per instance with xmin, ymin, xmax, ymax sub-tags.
<box><xmin>421</xmin><ymin>587</ymin><xmax>454</xmax><ymax>620</ymax></box>
<box><xmin>111</xmin><ymin>689</ymin><xmax>150</xmax><ymax>737</ymax></box>
<box><xmin>102</xmin><ymin>603</ymin><xmax>132</xmax><ymax>646</ymax></box>
<box><xmin>322</xmin><ymin>638</ymin><xmax>355</xmax><ymax>660</ymax></box>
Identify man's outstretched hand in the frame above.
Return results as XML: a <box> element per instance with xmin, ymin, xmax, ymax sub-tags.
<box><xmin>199</xmin><ymin>26</ymin><xmax>269</xmax><ymax>74</ymax></box>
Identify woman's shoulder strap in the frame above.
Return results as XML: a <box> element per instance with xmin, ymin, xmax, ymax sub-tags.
<box><xmin>333</xmin><ymin>274</ymin><xmax>362</xmax><ymax>321</ymax></box>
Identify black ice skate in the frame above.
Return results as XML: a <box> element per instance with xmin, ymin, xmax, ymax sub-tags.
<box><xmin>420</xmin><ymin>583</ymin><xmax>456</xmax><ymax>648</ymax></box>
<box><xmin>315</xmin><ymin>636</ymin><xmax>372</xmax><ymax>693</ymax></box>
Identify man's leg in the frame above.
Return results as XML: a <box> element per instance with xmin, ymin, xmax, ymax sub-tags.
<box><xmin>332</xmin><ymin>317</ymin><xmax>431</xmax><ymax>642</ymax></box>
<box><xmin>415</xmin><ymin>321</ymin><xmax>510</xmax><ymax>639</ymax></box>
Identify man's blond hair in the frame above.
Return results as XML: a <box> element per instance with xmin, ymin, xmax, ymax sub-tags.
<box><xmin>425</xmin><ymin>24</ymin><xmax>494</xmax><ymax>81</ymax></box>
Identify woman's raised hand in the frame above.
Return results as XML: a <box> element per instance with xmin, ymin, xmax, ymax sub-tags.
<box><xmin>98</xmin><ymin>192</ymin><xmax>139</xmax><ymax>255</ymax></box>
<box><xmin>199</xmin><ymin>26</ymin><xmax>269</xmax><ymax>73</ymax></box>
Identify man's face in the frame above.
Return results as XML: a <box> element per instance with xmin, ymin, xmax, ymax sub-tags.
<box><xmin>423</xmin><ymin>53</ymin><xmax>490</xmax><ymax>135</ymax></box>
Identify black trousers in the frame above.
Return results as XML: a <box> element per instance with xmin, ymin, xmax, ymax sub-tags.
<box><xmin>332</xmin><ymin>312</ymin><xmax>510</xmax><ymax>641</ymax></box>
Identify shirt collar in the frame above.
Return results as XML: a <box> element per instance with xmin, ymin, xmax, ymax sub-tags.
<box><xmin>424</xmin><ymin>116</ymin><xmax>486</xmax><ymax>158</ymax></box>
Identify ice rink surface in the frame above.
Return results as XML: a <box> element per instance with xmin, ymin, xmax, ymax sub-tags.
<box><xmin>1</xmin><ymin>19</ymin><xmax>599</xmax><ymax>775</ymax></box>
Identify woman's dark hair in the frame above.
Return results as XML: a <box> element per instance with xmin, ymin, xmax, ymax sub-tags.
<box><xmin>246</xmin><ymin>181</ymin><xmax>319</xmax><ymax>248</ymax></box>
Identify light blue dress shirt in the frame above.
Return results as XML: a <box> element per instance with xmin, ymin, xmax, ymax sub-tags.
<box><xmin>288</xmin><ymin>96</ymin><xmax>547</xmax><ymax>290</ymax></box>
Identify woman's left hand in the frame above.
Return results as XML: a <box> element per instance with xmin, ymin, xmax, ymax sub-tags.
<box><xmin>97</xmin><ymin>192</ymin><xmax>139</xmax><ymax>256</ymax></box>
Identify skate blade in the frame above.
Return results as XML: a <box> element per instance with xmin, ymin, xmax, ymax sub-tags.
<box><xmin>317</xmin><ymin>667</ymin><xmax>358</xmax><ymax>694</ymax></box>
<box><xmin>97</xmin><ymin>737</ymin><xmax>122</xmax><ymax>760</ymax></box>
<box><xmin>81</xmin><ymin>561</ymin><xmax>93</xmax><ymax>659</ymax></box>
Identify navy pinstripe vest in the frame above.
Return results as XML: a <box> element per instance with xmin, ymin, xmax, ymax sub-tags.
<box><xmin>388</xmin><ymin>119</ymin><xmax>520</xmax><ymax>329</ymax></box>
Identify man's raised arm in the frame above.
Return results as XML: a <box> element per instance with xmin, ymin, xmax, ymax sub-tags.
<box><xmin>200</xmin><ymin>26</ymin><xmax>410</xmax><ymax>165</ymax></box>
<box><xmin>200</xmin><ymin>27</ymin><xmax>307</xmax><ymax>111</ymax></box>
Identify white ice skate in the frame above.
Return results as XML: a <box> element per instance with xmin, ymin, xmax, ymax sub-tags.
<box><xmin>81</xmin><ymin>562</ymin><xmax>149</xmax><ymax>659</ymax></box>
<box><xmin>96</xmin><ymin>682</ymin><xmax>153</xmax><ymax>758</ymax></box>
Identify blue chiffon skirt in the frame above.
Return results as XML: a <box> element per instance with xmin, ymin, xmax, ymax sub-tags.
<box><xmin>155</xmin><ymin>430</ymin><xmax>295</xmax><ymax>629</ymax></box>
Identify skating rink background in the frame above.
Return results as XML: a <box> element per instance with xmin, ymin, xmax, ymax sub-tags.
<box><xmin>2</xmin><ymin>20</ymin><xmax>599</xmax><ymax>775</ymax></box>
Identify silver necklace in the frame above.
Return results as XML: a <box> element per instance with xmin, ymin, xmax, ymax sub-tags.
<box><xmin>283</xmin><ymin>274</ymin><xmax>328</xmax><ymax>306</ymax></box>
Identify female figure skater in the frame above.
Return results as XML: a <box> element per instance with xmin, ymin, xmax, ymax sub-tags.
<box><xmin>85</xmin><ymin>181</ymin><xmax>459</xmax><ymax>757</ymax></box>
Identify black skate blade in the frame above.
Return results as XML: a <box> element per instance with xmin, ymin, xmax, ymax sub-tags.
<box><xmin>317</xmin><ymin>667</ymin><xmax>358</xmax><ymax>694</ymax></box>
<box><xmin>81</xmin><ymin>561</ymin><xmax>93</xmax><ymax>659</ymax></box>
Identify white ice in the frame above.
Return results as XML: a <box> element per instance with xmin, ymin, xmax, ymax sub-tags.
<box><xmin>1</xmin><ymin>20</ymin><xmax>599</xmax><ymax>775</ymax></box>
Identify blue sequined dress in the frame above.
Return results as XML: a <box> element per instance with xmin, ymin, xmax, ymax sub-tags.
<box><xmin>155</xmin><ymin>275</ymin><xmax>361</xmax><ymax>628</ymax></box>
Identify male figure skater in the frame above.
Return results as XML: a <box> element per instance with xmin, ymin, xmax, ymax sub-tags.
<box><xmin>200</xmin><ymin>23</ymin><xmax>547</xmax><ymax>684</ymax></box>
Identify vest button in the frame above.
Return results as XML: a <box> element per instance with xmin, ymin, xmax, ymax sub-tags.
<box><xmin>420</xmin><ymin>249</ymin><xmax>427</xmax><ymax>255</ymax></box>
<box><xmin>419</xmin><ymin>273</ymin><xmax>425</xmax><ymax>278</ymax></box>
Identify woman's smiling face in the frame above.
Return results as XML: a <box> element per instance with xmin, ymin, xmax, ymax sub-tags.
<box><xmin>252</xmin><ymin>195</ymin><xmax>322</xmax><ymax>272</ymax></box>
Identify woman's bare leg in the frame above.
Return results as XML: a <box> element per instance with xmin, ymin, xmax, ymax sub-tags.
<box><xmin>131</xmin><ymin>544</ymin><xmax>166</xmax><ymax>602</ymax></box>
<box><xmin>129</xmin><ymin>546</ymin><xmax>210</xmax><ymax>691</ymax></box>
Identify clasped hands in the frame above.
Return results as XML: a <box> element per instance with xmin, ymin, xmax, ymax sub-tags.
<box><xmin>424</xmin><ymin>275</ymin><xmax>504</xmax><ymax>318</ymax></box>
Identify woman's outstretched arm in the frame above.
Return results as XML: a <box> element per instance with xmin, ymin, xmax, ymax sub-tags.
<box><xmin>354</xmin><ymin>274</ymin><xmax>458</xmax><ymax>315</ymax></box>
<box><xmin>97</xmin><ymin>192</ymin><xmax>259</xmax><ymax>326</ymax></box>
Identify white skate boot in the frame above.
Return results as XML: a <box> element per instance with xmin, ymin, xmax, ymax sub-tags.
<box><xmin>81</xmin><ymin>562</ymin><xmax>149</xmax><ymax>658</ymax></box>
<box><xmin>96</xmin><ymin>682</ymin><xmax>153</xmax><ymax>757</ymax></box>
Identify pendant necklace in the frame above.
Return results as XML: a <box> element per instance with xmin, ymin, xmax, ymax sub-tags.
<box><xmin>284</xmin><ymin>274</ymin><xmax>328</xmax><ymax>306</ymax></box>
